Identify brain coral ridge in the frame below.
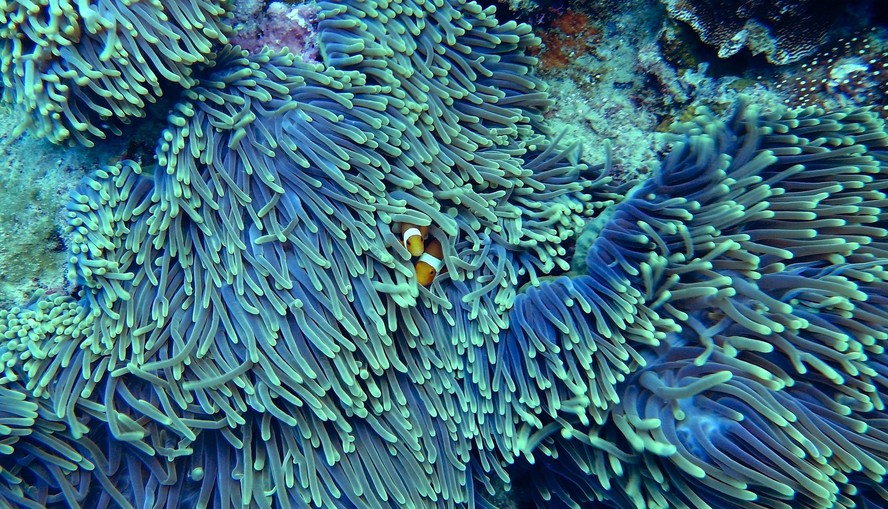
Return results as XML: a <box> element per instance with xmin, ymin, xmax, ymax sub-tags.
<box><xmin>2</xmin><ymin>0</ymin><xmax>888</xmax><ymax>508</ymax></box>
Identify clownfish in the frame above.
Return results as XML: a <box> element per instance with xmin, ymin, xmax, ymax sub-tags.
<box><xmin>400</xmin><ymin>223</ymin><xmax>429</xmax><ymax>257</ymax></box>
<box><xmin>415</xmin><ymin>239</ymin><xmax>445</xmax><ymax>286</ymax></box>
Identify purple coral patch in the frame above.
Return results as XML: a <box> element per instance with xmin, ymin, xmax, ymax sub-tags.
<box><xmin>230</xmin><ymin>1</ymin><xmax>320</xmax><ymax>61</ymax></box>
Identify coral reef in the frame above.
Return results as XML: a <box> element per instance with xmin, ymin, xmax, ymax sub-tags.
<box><xmin>2</xmin><ymin>0</ymin><xmax>888</xmax><ymax>507</ymax></box>
<box><xmin>774</xmin><ymin>27</ymin><xmax>888</xmax><ymax>117</ymax></box>
<box><xmin>0</xmin><ymin>0</ymin><xmax>231</xmax><ymax>146</ymax></box>
<box><xmin>661</xmin><ymin>0</ymin><xmax>834</xmax><ymax>64</ymax></box>
<box><xmin>229</xmin><ymin>1</ymin><xmax>319</xmax><ymax>58</ymax></box>
<box><xmin>536</xmin><ymin>8</ymin><xmax>602</xmax><ymax>71</ymax></box>
<box><xmin>0</xmin><ymin>105</ymin><xmax>123</xmax><ymax>308</ymax></box>
<box><xmin>529</xmin><ymin>0</ymin><xmax>669</xmax><ymax>184</ymax></box>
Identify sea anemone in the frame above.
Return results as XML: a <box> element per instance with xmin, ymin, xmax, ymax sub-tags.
<box><xmin>3</xmin><ymin>0</ymin><xmax>888</xmax><ymax>507</ymax></box>
<box><xmin>0</xmin><ymin>0</ymin><xmax>607</xmax><ymax>505</ymax></box>
<box><xmin>0</xmin><ymin>0</ymin><xmax>231</xmax><ymax>145</ymax></box>
<box><xmin>508</xmin><ymin>103</ymin><xmax>888</xmax><ymax>508</ymax></box>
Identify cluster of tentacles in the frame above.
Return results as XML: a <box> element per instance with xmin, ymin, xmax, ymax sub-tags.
<box><xmin>0</xmin><ymin>0</ymin><xmax>231</xmax><ymax>145</ymax></box>
<box><xmin>1</xmin><ymin>0</ymin><xmax>888</xmax><ymax>508</ymax></box>
<box><xmin>505</xmin><ymin>104</ymin><xmax>888</xmax><ymax>509</ymax></box>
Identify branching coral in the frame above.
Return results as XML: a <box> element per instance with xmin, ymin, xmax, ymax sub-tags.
<box><xmin>0</xmin><ymin>0</ymin><xmax>231</xmax><ymax>146</ymax></box>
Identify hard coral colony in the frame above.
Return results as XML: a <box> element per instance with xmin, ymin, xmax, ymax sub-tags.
<box><xmin>0</xmin><ymin>2</ymin><xmax>887</xmax><ymax>509</ymax></box>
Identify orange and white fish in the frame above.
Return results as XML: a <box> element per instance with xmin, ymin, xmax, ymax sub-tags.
<box><xmin>400</xmin><ymin>223</ymin><xmax>429</xmax><ymax>257</ymax></box>
<box><xmin>415</xmin><ymin>239</ymin><xmax>445</xmax><ymax>286</ymax></box>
